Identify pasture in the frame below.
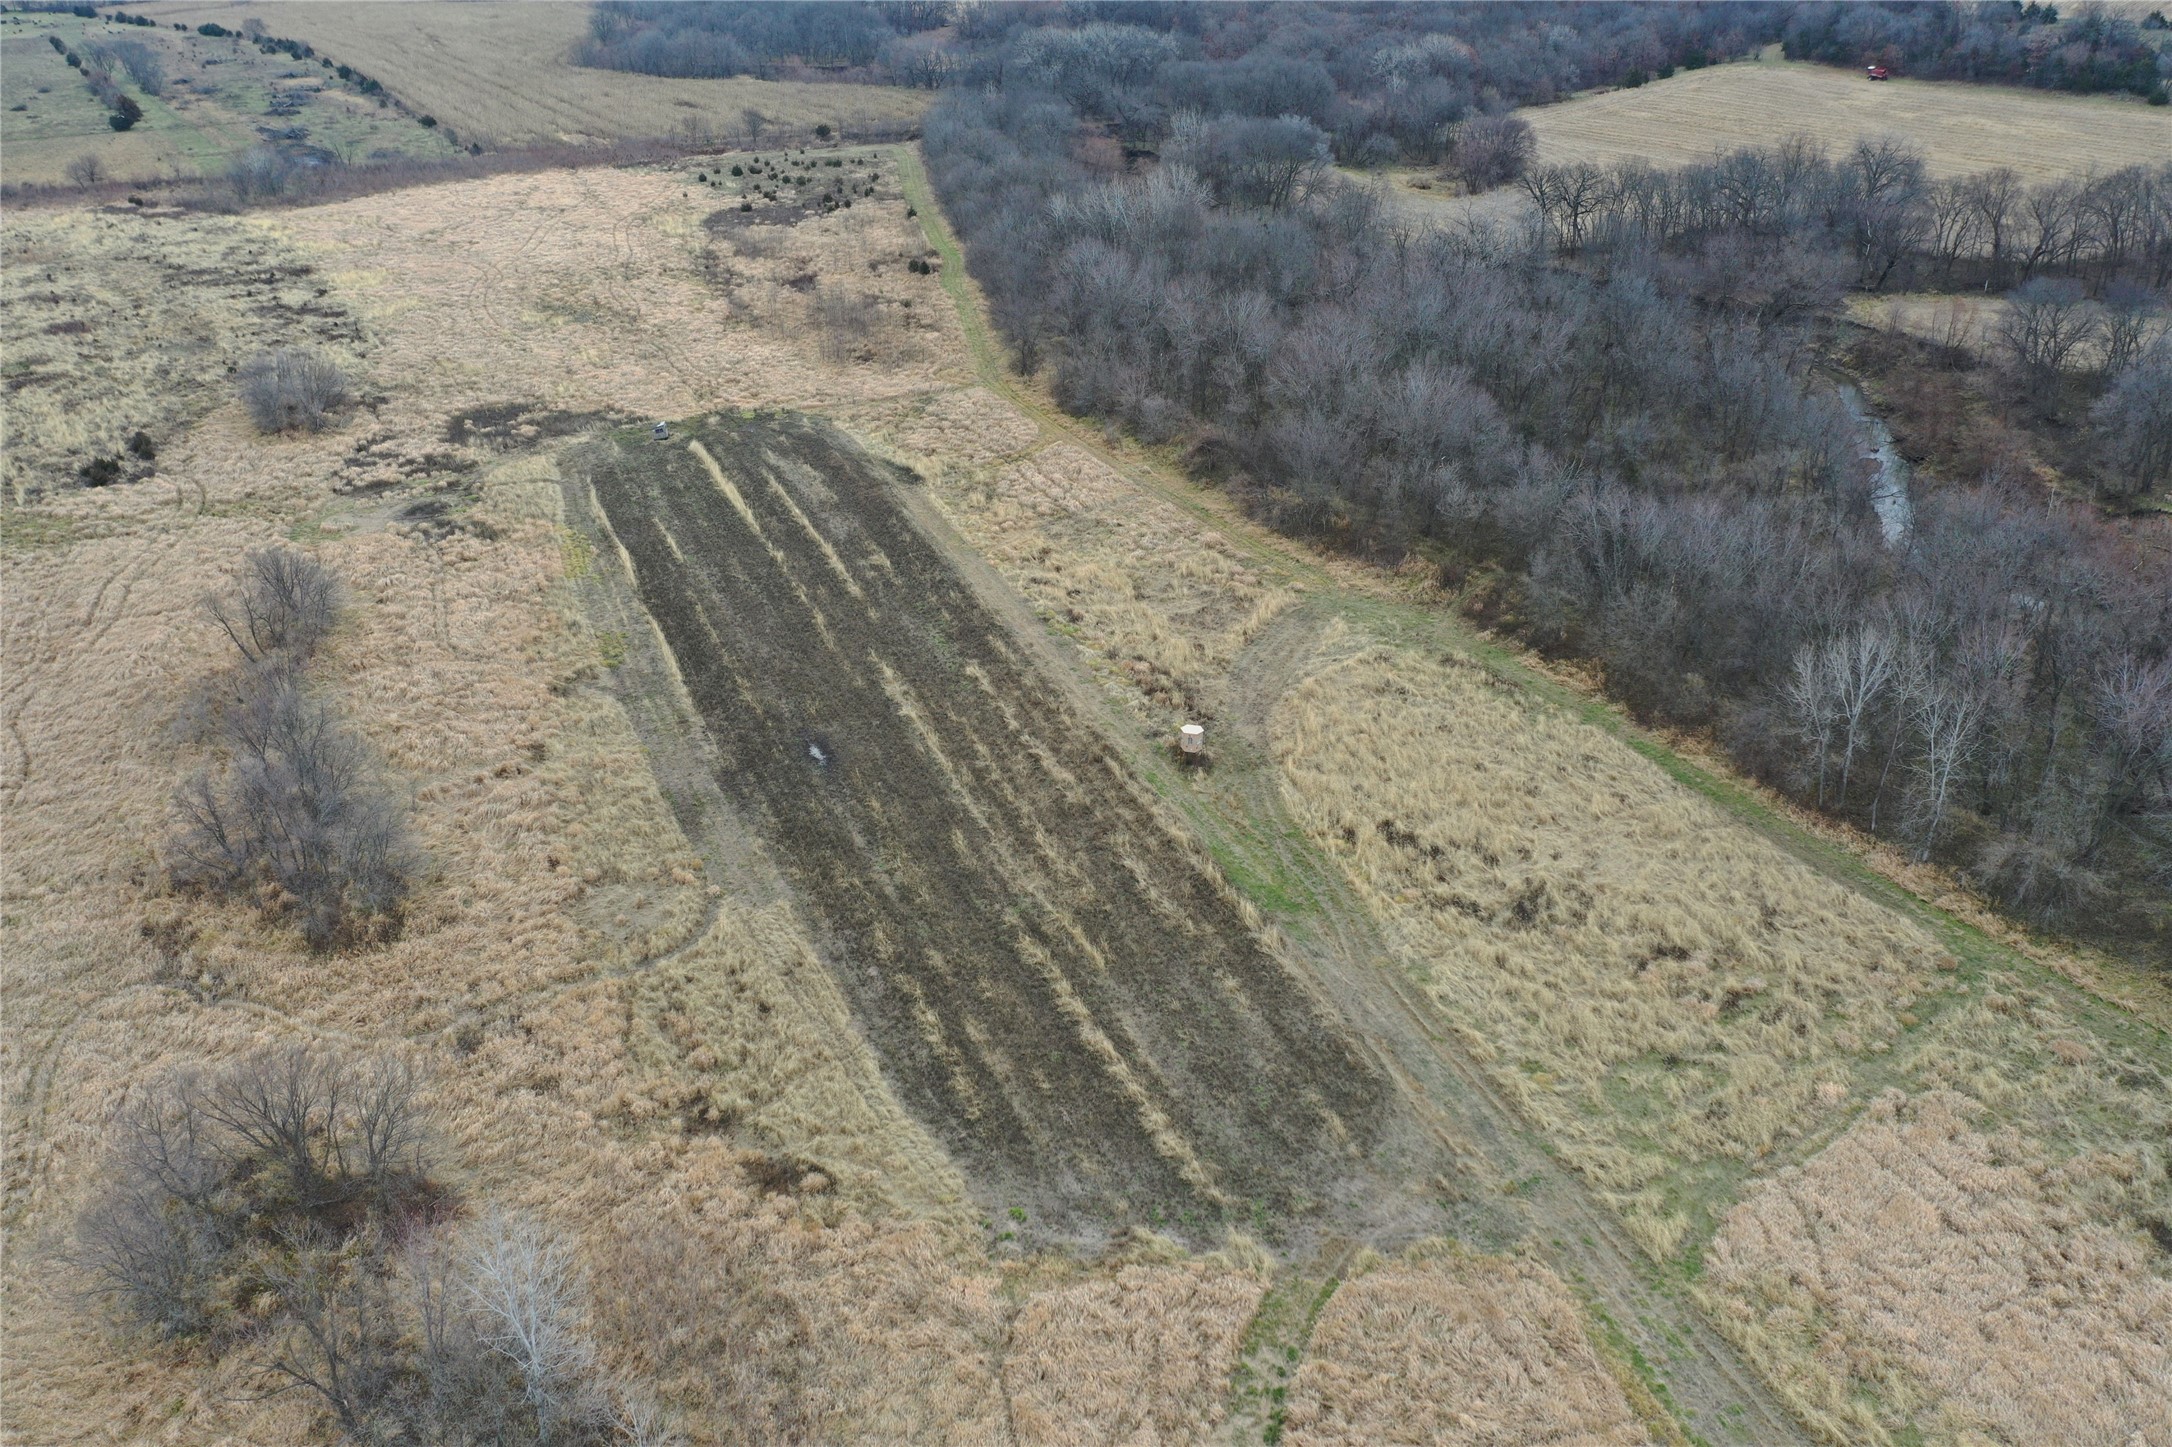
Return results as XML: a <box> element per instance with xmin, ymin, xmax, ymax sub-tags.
<box><xmin>1522</xmin><ymin>54</ymin><xmax>2172</xmax><ymax>182</ymax></box>
<box><xmin>0</xmin><ymin>10</ymin><xmax>462</xmax><ymax>186</ymax></box>
<box><xmin>139</xmin><ymin>1</ymin><xmax>930</xmax><ymax>148</ymax></box>
<box><xmin>1374</xmin><ymin>53</ymin><xmax>2172</xmax><ymax>233</ymax></box>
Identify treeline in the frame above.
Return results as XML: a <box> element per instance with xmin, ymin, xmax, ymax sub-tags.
<box><xmin>1522</xmin><ymin>145</ymin><xmax>2172</xmax><ymax>292</ymax></box>
<box><xmin>924</xmin><ymin>87</ymin><xmax>2172</xmax><ymax>948</ymax></box>
<box><xmin>1785</xmin><ymin>1</ymin><xmax>2169</xmax><ymax>101</ymax></box>
<box><xmin>578</xmin><ymin>1</ymin><xmax>1792</xmax><ymax>159</ymax></box>
<box><xmin>575</xmin><ymin>0</ymin><xmax>949</xmax><ymax>80</ymax></box>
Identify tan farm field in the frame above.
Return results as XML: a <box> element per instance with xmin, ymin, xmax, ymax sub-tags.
<box><xmin>1522</xmin><ymin>55</ymin><xmax>2172</xmax><ymax>183</ymax></box>
<box><xmin>140</xmin><ymin>1</ymin><xmax>930</xmax><ymax>148</ymax></box>
<box><xmin>1376</xmin><ymin>54</ymin><xmax>2172</xmax><ymax>232</ymax></box>
<box><xmin>0</xmin><ymin>151</ymin><xmax>1648</xmax><ymax>1445</ymax></box>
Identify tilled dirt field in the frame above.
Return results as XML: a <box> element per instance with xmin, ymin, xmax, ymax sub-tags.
<box><xmin>585</xmin><ymin>414</ymin><xmax>1388</xmax><ymax>1231</ymax></box>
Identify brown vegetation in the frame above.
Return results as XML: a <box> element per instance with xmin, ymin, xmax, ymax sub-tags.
<box><xmin>1283</xmin><ymin>1249</ymin><xmax>1646</xmax><ymax>1446</ymax></box>
<box><xmin>1705</xmin><ymin>1090</ymin><xmax>2172</xmax><ymax>1445</ymax></box>
<box><xmin>140</xmin><ymin>2</ymin><xmax>929</xmax><ymax>151</ymax></box>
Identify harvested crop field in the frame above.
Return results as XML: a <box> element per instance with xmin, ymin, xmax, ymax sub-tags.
<box><xmin>583</xmin><ymin>414</ymin><xmax>1389</xmax><ymax>1230</ymax></box>
<box><xmin>1520</xmin><ymin>57</ymin><xmax>2172</xmax><ymax>183</ymax></box>
<box><xmin>141</xmin><ymin>1</ymin><xmax>930</xmax><ymax>149</ymax></box>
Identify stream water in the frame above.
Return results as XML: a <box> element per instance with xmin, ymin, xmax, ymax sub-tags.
<box><xmin>1835</xmin><ymin>382</ymin><xmax>1914</xmax><ymax>545</ymax></box>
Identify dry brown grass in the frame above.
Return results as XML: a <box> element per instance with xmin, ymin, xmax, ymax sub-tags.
<box><xmin>838</xmin><ymin>400</ymin><xmax>1297</xmax><ymax>726</ymax></box>
<box><xmin>1703</xmin><ymin>1090</ymin><xmax>2172</xmax><ymax>1447</ymax></box>
<box><xmin>1282</xmin><ymin>1247</ymin><xmax>1646</xmax><ymax>1447</ymax></box>
<box><xmin>141</xmin><ymin>1</ymin><xmax>929</xmax><ymax>149</ymax></box>
<box><xmin>0</xmin><ymin>169</ymin><xmax>1064</xmax><ymax>1443</ymax></box>
<box><xmin>1373</xmin><ymin>54</ymin><xmax>2172</xmax><ymax>234</ymax></box>
<box><xmin>10</xmin><ymin>139</ymin><xmax>2170</xmax><ymax>1445</ymax></box>
<box><xmin>1</xmin><ymin>206</ymin><xmax>363</xmax><ymax>503</ymax></box>
<box><xmin>1520</xmin><ymin>56</ymin><xmax>2172</xmax><ymax>183</ymax></box>
<box><xmin>1004</xmin><ymin>1261</ymin><xmax>1266</xmax><ymax>1446</ymax></box>
<box><xmin>1272</xmin><ymin>633</ymin><xmax>1946</xmax><ymax>1258</ymax></box>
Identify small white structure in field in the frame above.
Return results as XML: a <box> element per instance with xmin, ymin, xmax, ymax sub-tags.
<box><xmin>1178</xmin><ymin>723</ymin><xmax>1204</xmax><ymax>755</ymax></box>
<box><xmin>652</xmin><ymin>421</ymin><xmax>670</xmax><ymax>440</ymax></box>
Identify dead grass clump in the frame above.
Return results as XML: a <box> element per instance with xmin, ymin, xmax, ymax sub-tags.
<box><xmin>1702</xmin><ymin>1090</ymin><xmax>2172</xmax><ymax>1446</ymax></box>
<box><xmin>1273</xmin><ymin>637</ymin><xmax>1944</xmax><ymax>1256</ymax></box>
<box><xmin>1282</xmin><ymin>1248</ymin><xmax>1644</xmax><ymax>1446</ymax></box>
<box><xmin>811</xmin><ymin>286</ymin><xmax>881</xmax><ymax>364</ymax></box>
<box><xmin>1004</xmin><ymin>1262</ymin><xmax>1265</xmax><ymax>1445</ymax></box>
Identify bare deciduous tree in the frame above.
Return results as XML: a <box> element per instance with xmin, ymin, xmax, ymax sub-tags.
<box><xmin>210</xmin><ymin>547</ymin><xmax>340</xmax><ymax>666</ymax></box>
<box><xmin>1450</xmin><ymin>114</ymin><xmax>1535</xmax><ymax>193</ymax></box>
<box><xmin>240</xmin><ymin>347</ymin><xmax>352</xmax><ymax>434</ymax></box>
<box><xmin>460</xmin><ymin>1212</ymin><xmax>599</xmax><ymax>1439</ymax></box>
<box><xmin>1995</xmin><ymin>278</ymin><xmax>2098</xmax><ymax>383</ymax></box>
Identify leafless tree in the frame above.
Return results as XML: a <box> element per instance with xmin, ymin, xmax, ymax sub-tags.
<box><xmin>1828</xmin><ymin>623</ymin><xmax>1898</xmax><ymax>806</ymax></box>
<box><xmin>741</xmin><ymin>107</ymin><xmax>769</xmax><ymax>145</ymax></box>
<box><xmin>1784</xmin><ymin>640</ymin><xmax>1842</xmax><ymax>806</ymax></box>
<box><xmin>74</xmin><ymin>1082</ymin><xmax>229</xmax><ymax>1337</ymax></box>
<box><xmin>1995</xmin><ymin>277</ymin><xmax>2098</xmax><ymax>383</ymax></box>
<box><xmin>460</xmin><ymin>1212</ymin><xmax>599</xmax><ymax>1439</ymax></box>
<box><xmin>65</xmin><ymin>153</ymin><xmax>107</xmax><ymax>187</ymax></box>
<box><xmin>1450</xmin><ymin>114</ymin><xmax>1535</xmax><ymax>193</ymax></box>
<box><xmin>240</xmin><ymin>348</ymin><xmax>352</xmax><ymax>434</ymax></box>
<box><xmin>1904</xmin><ymin>650</ymin><xmax>1988</xmax><ymax>860</ymax></box>
<box><xmin>2097</xmin><ymin>277</ymin><xmax>2164</xmax><ymax>376</ymax></box>
<box><xmin>263</xmin><ymin>1250</ymin><xmax>406</xmax><ymax>1440</ymax></box>
<box><xmin>210</xmin><ymin>548</ymin><xmax>340</xmax><ymax>666</ymax></box>
<box><xmin>1966</xmin><ymin>167</ymin><xmax>2024</xmax><ymax>285</ymax></box>
<box><xmin>2093</xmin><ymin>339</ymin><xmax>2172</xmax><ymax>497</ymax></box>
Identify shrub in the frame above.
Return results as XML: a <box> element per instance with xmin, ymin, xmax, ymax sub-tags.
<box><xmin>210</xmin><ymin>546</ymin><xmax>340</xmax><ymax>665</ymax></box>
<box><xmin>128</xmin><ymin>429</ymin><xmax>156</xmax><ymax>459</ymax></box>
<box><xmin>197</xmin><ymin>22</ymin><xmax>229</xmax><ymax>38</ymax></box>
<box><xmin>171</xmin><ymin>550</ymin><xmax>418</xmax><ymax>949</ymax></box>
<box><xmin>109</xmin><ymin>94</ymin><xmax>143</xmax><ymax>131</ymax></box>
<box><xmin>1450</xmin><ymin>113</ymin><xmax>1536</xmax><ymax>191</ymax></box>
<box><xmin>47</xmin><ymin>34</ymin><xmax>65</xmax><ymax>53</ymax></box>
<box><xmin>418</xmin><ymin>114</ymin><xmax>437</xmax><ymax>127</ymax></box>
<box><xmin>76</xmin><ymin>1050</ymin><xmax>436</xmax><ymax>1335</ymax></box>
<box><xmin>239</xmin><ymin>347</ymin><xmax>351</xmax><ymax>433</ymax></box>
<box><xmin>78</xmin><ymin>455</ymin><xmax>122</xmax><ymax>487</ymax></box>
<box><xmin>811</xmin><ymin>287</ymin><xmax>878</xmax><ymax>363</ymax></box>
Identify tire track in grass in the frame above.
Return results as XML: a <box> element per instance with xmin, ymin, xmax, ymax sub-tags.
<box><xmin>895</xmin><ymin>145</ymin><xmax>1810</xmax><ymax>1447</ymax></box>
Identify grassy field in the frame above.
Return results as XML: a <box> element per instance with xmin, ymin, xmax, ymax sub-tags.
<box><xmin>0</xmin><ymin>10</ymin><xmax>463</xmax><ymax>186</ymax></box>
<box><xmin>1374</xmin><ymin>52</ymin><xmax>2172</xmax><ymax>231</ymax></box>
<box><xmin>139</xmin><ymin>1</ymin><xmax>930</xmax><ymax>149</ymax></box>
<box><xmin>6</xmin><ymin>123</ymin><xmax>2171</xmax><ymax>1445</ymax></box>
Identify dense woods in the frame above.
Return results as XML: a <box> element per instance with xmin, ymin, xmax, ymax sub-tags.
<box><xmin>579</xmin><ymin>2</ymin><xmax>2172</xmax><ymax>107</ymax></box>
<box><xmin>921</xmin><ymin>63</ymin><xmax>2171</xmax><ymax>953</ymax></box>
<box><xmin>1785</xmin><ymin>1</ymin><xmax>2169</xmax><ymax>100</ymax></box>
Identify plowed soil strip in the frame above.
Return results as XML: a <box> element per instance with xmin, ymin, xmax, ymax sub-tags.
<box><xmin>587</xmin><ymin>416</ymin><xmax>1388</xmax><ymax>1229</ymax></box>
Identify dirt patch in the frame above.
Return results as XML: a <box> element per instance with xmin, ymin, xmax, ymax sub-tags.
<box><xmin>585</xmin><ymin>414</ymin><xmax>1389</xmax><ymax>1233</ymax></box>
<box><xmin>444</xmin><ymin>401</ymin><xmax>624</xmax><ymax>449</ymax></box>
